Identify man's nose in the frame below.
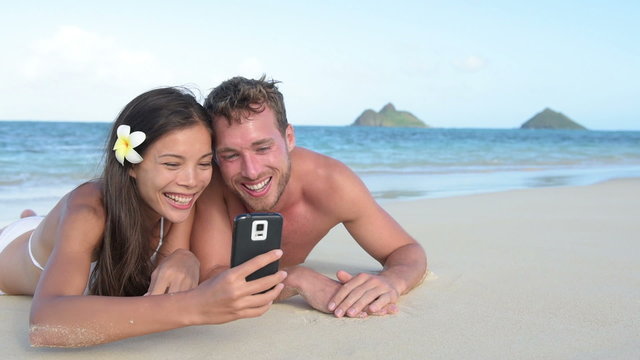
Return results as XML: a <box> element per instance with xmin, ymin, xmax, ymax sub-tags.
<box><xmin>240</xmin><ymin>153</ymin><xmax>260</xmax><ymax>179</ymax></box>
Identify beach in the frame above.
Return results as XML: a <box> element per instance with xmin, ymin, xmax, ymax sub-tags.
<box><xmin>2</xmin><ymin>178</ymin><xmax>638</xmax><ymax>359</ymax></box>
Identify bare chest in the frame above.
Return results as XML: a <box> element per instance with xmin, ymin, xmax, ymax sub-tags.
<box><xmin>226</xmin><ymin>200</ymin><xmax>337</xmax><ymax>267</ymax></box>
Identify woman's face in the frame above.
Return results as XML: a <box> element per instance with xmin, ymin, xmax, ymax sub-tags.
<box><xmin>129</xmin><ymin>122</ymin><xmax>213</xmax><ymax>224</ymax></box>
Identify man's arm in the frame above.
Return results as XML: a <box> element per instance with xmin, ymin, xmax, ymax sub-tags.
<box><xmin>283</xmin><ymin>158</ymin><xmax>427</xmax><ymax>317</ymax></box>
<box><xmin>331</xmin><ymin>197</ymin><xmax>427</xmax><ymax>317</ymax></box>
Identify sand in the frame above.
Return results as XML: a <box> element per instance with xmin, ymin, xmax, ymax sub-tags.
<box><xmin>1</xmin><ymin>179</ymin><xmax>639</xmax><ymax>359</ymax></box>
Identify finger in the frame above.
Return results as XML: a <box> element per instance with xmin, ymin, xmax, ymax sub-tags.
<box><xmin>235</xmin><ymin>303</ymin><xmax>272</xmax><ymax>320</ymax></box>
<box><xmin>148</xmin><ymin>281</ymin><xmax>170</xmax><ymax>295</ymax></box>
<box><xmin>328</xmin><ymin>274</ymin><xmax>368</xmax><ymax>312</ymax></box>
<box><xmin>343</xmin><ymin>287</ymin><xmax>383</xmax><ymax>318</ymax></box>
<box><xmin>234</xmin><ymin>249</ymin><xmax>283</xmax><ymax>278</ymax></box>
<box><xmin>244</xmin><ymin>270</ymin><xmax>288</xmax><ymax>296</ymax></box>
<box><xmin>242</xmin><ymin>282</ymin><xmax>285</xmax><ymax>308</ymax></box>
<box><xmin>147</xmin><ymin>272</ymin><xmax>171</xmax><ymax>295</ymax></box>
<box><xmin>333</xmin><ymin>285</ymin><xmax>370</xmax><ymax>318</ymax></box>
<box><xmin>368</xmin><ymin>293</ymin><xmax>394</xmax><ymax>314</ymax></box>
<box><xmin>369</xmin><ymin>303</ymin><xmax>398</xmax><ymax>316</ymax></box>
<box><xmin>233</xmin><ymin>297</ymin><xmax>278</xmax><ymax>320</ymax></box>
<box><xmin>228</xmin><ymin>283</ymin><xmax>284</xmax><ymax>316</ymax></box>
<box><xmin>336</xmin><ymin>270</ymin><xmax>353</xmax><ymax>284</ymax></box>
<box><xmin>147</xmin><ymin>268</ymin><xmax>160</xmax><ymax>294</ymax></box>
<box><xmin>167</xmin><ymin>276</ymin><xmax>197</xmax><ymax>294</ymax></box>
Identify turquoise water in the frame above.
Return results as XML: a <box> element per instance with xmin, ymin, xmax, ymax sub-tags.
<box><xmin>1</xmin><ymin>121</ymin><xmax>640</xmax><ymax>225</ymax></box>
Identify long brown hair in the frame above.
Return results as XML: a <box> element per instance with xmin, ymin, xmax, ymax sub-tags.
<box><xmin>90</xmin><ymin>87</ymin><xmax>211</xmax><ymax>296</ymax></box>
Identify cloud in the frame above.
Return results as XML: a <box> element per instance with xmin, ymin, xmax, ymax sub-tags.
<box><xmin>21</xmin><ymin>25</ymin><xmax>171</xmax><ymax>85</ymax></box>
<box><xmin>453</xmin><ymin>55</ymin><xmax>487</xmax><ymax>72</ymax></box>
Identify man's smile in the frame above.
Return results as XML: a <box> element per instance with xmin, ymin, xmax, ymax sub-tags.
<box><xmin>242</xmin><ymin>177</ymin><xmax>272</xmax><ymax>195</ymax></box>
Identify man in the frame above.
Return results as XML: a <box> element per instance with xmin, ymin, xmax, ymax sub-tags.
<box><xmin>191</xmin><ymin>76</ymin><xmax>426</xmax><ymax>318</ymax></box>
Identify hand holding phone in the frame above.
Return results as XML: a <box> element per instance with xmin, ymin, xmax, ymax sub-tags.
<box><xmin>231</xmin><ymin>213</ymin><xmax>283</xmax><ymax>282</ymax></box>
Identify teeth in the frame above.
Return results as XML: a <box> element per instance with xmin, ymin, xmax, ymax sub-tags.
<box><xmin>245</xmin><ymin>178</ymin><xmax>270</xmax><ymax>191</ymax></box>
<box><xmin>165</xmin><ymin>193</ymin><xmax>193</xmax><ymax>205</ymax></box>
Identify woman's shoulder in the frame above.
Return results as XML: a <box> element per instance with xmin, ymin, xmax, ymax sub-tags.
<box><xmin>64</xmin><ymin>181</ymin><xmax>106</xmax><ymax>223</ymax></box>
<box><xmin>41</xmin><ymin>181</ymin><xmax>106</xmax><ymax>251</ymax></box>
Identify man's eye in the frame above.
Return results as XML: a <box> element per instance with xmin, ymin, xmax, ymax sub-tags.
<box><xmin>222</xmin><ymin>154</ymin><xmax>239</xmax><ymax>161</ymax></box>
<box><xmin>257</xmin><ymin>146</ymin><xmax>271</xmax><ymax>152</ymax></box>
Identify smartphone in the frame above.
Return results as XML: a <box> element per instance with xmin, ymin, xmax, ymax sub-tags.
<box><xmin>231</xmin><ymin>212</ymin><xmax>283</xmax><ymax>282</ymax></box>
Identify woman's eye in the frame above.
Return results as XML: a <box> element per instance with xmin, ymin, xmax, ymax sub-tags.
<box><xmin>163</xmin><ymin>163</ymin><xmax>179</xmax><ymax>168</ymax></box>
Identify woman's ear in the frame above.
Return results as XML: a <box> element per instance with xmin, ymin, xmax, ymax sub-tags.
<box><xmin>128</xmin><ymin>166</ymin><xmax>137</xmax><ymax>179</ymax></box>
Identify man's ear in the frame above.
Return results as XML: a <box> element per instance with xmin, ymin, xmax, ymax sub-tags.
<box><xmin>285</xmin><ymin>124</ymin><xmax>296</xmax><ymax>152</ymax></box>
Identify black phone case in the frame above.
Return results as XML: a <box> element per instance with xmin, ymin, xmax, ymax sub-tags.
<box><xmin>231</xmin><ymin>213</ymin><xmax>283</xmax><ymax>282</ymax></box>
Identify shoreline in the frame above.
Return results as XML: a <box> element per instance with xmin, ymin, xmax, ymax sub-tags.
<box><xmin>2</xmin><ymin>178</ymin><xmax>639</xmax><ymax>358</ymax></box>
<box><xmin>2</xmin><ymin>173</ymin><xmax>639</xmax><ymax>227</ymax></box>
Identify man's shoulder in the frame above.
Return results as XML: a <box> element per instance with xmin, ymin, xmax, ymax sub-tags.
<box><xmin>292</xmin><ymin>147</ymin><xmax>350</xmax><ymax>174</ymax></box>
<box><xmin>290</xmin><ymin>147</ymin><xmax>368</xmax><ymax>207</ymax></box>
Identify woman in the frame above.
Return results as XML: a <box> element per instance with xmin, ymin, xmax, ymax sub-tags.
<box><xmin>0</xmin><ymin>87</ymin><xmax>286</xmax><ymax>347</ymax></box>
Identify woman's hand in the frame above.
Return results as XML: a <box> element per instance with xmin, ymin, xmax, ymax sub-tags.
<box><xmin>192</xmin><ymin>249</ymin><xmax>287</xmax><ymax>325</ymax></box>
<box><xmin>147</xmin><ymin>249</ymin><xmax>200</xmax><ymax>295</ymax></box>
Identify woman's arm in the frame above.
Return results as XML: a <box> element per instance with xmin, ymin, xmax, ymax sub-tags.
<box><xmin>30</xmin><ymin>250</ymin><xmax>287</xmax><ymax>347</ymax></box>
<box><xmin>29</xmin><ymin>188</ymin><xmax>286</xmax><ymax>347</ymax></box>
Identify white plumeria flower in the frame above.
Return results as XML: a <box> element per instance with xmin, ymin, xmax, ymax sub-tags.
<box><xmin>112</xmin><ymin>125</ymin><xmax>146</xmax><ymax>166</ymax></box>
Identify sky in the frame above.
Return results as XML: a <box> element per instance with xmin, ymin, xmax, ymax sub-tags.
<box><xmin>1</xmin><ymin>1</ymin><xmax>638</xmax><ymax>130</ymax></box>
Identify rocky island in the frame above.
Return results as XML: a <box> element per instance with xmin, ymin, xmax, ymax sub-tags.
<box><xmin>521</xmin><ymin>108</ymin><xmax>587</xmax><ymax>130</ymax></box>
<box><xmin>352</xmin><ymin>103</ymin><xmax>428</xmax><ymax>128</ymax></box>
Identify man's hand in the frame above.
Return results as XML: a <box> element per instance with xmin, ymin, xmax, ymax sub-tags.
<box><xmin>281</xmin><ymin>266</ymin><xmax>369</xmax><ymax>317</ymax></box>
<box><xmin>327</xmin><ymin>270</ymin><xmax>399</xmax><ymax>318</ymax></box>
<box><xmin>146</xmin><ymin>249</ymin><xmax>200</xmax><ymax>295</ymax></box>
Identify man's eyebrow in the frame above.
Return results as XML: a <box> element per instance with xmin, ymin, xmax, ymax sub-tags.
<box><xmin>216</xmin><ymin>147</ymin><xmax>236</xmax><ymax>154</ymax></box>
<box><xmin>216</xmin><ymin>139</ymin><xmax>274</xmax><ymax>153</ymax></box>
<box><xmin>252</xmin><ymin>138</ymin><xmax>274</xmax><ymax>147</ymax></box>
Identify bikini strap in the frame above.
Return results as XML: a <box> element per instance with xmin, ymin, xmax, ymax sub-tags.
<box><xmin>154</xmin><ymin>217</ymin><xmax>164</xmax><ymax>253</ymax></box>
<box><xmin>28</xmin><ymin>233</ymin><xmax>45</xmax><ymax>271</ymax></box>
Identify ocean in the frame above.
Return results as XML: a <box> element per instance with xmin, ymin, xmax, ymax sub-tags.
<box><xmin>1</xmin><ymin>121</ymin><xmax>639</xmax><ymax>226</ymax></box>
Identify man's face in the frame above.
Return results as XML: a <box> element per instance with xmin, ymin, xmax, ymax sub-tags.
<box><xmin>214</xmin><ymin>106</ymin><xmax>295</xmax><ymax>212</ymax></box>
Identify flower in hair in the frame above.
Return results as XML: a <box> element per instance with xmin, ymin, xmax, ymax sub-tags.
<box><xmin>113</xmin><ymin>125</ymin><xmax>146</xmax><ymax>165</ymax></box>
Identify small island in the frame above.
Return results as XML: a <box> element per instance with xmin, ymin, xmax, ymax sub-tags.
<box><xmin>521</xmin><ymin>108</ymin><xmax>587</xmax><ymax>130</ymax></box>
<box><xmin>351</xmin><ymin>103</ymin><xmax>428</xmax><ymax>128</ymax></box>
